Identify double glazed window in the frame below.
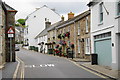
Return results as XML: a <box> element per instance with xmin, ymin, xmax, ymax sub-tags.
<box><xmin>117</xmin><ymin>1</ymin><xmax>120</xmax><ymax>15</ymax></box>
<box><xmin>86</xmin><ymin>17</ymin><xmax>89</xmax><ymax>33</ymax></box>
<box><xmin>99</xmin><ymin>2</ymin><xmax>103</xmax><ymax>22</ymax></box>
<box><xmin>85</xmin><ymin>38</ymin><xmax>90</xmax><ymax>54</ymax></box>
<box><xmin>78</xmin><ymin>21</ymin><xmax>80</xmax><ymax>35</ymax></box>
<box><xmin>78</xmin><ymin>39</ymin><xmax>80</xmax><ymax>53</ymax></box>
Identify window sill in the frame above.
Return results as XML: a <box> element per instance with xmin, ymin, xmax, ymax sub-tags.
<box><xmin>115</xmin><ymin>15</ymin><xmax>120</xmax><ymax>19</ymax></box>
<box><xmin>98</xmin><ymin>22</ymin><xmax>103</xmax><ymax>26</ymax></box>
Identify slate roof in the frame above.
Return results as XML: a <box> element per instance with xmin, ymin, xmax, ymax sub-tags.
<box><xmin>35</xmin><ymin>10</ymin><xmax>90</xmax><ymax>39</ymax></box>
<box><xmin>1</xmin><ymin>2</ymin><xmax>17</xmax><ymax>12</ymax></box>
<box><xmin>35</xmin><ymin>21</ymin><xmax>62</xmax><ymax>39</ymax></box>
<box><xmin>56</xmin><ymin>10</ymin><xmax>90</xmax><ymax>29</ymax></box>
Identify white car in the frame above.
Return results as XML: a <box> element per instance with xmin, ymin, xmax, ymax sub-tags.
<box><xmin>15</xmin><ymin>45</ymin><xmax>20</xmax><ymax>51</ymax></box>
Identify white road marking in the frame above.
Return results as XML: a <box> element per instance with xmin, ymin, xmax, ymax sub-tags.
<box><xmin>25</xmin><ymin>64</ymin><xmax>55</xmax><ymax>68</ymax></box>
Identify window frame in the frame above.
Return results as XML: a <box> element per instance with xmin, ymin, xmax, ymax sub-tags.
<box><xmin>78</xmin><ymin>21</ymin><xmax>80</xmax><ymax>35</ymax></box>
<box><xmin>99</xmin><ymin>2</ymin><xmax>103</xmax><ymax>23</ymax></box>
<box><xmin>85</xmin><ymin>38</ymin><xmax>90</xmax><ymax>54</ymax></box>
<box><xmin>78</xmin><ymin>39</ymin><xmax>80</xmax><ymax>53</ymax></box>
<box><xmin>117</xmin><ymin>1</ymin><xmax>120</xmax><ymax>15</ymax></box>
<box><xmin>85</xmin><ymin>17</ymin><xmax>89</xmax><ymax>33</ymax></box>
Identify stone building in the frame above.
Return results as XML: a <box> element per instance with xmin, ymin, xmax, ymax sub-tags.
<box><xmin>0</xmin><ymin>0</ymin><xmax>6</xmax><ymax>67</ymax></box>
<box><xmin>55</xmin><ymin>11</ymin><xmax>91</xmax><ymax>59</ymax></box>
<box><xmin>0</xmin><ymin>1</ymin><xmax>17</xmax><ymax>63</ymax></box>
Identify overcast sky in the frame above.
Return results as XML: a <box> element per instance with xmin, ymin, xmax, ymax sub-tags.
<box><xmin>2</xmin><ymin>0</ymin><xmax>89</xmax><ymax>20</ymax></box>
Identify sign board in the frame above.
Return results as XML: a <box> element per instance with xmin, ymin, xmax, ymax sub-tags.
<box><xmin>7</xmin><ymin>27</ymin><xmax>14</xmax><ymax>34</ymax></box>
<box><xmin>8</xmin><ymin>34</ymin><xmax>14</xmax><ymax>38</ymax></box>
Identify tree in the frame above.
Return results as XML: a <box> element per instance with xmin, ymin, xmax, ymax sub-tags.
<box><xmin>17</xmin><ymin>19</ymin><xmax>25</xmax><ymax>25</ymax></box>
<box><xmin>15</xmin><ymin>19</ymin><xmax>27</xmax><ymax>28</ymax></box>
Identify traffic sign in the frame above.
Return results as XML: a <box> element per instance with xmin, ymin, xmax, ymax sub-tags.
<box><xmin>7</xmin><ymin>27</ymin><xmax>14</xmax><ymax>34</ymax></box>
<box><xmin>8</xmin><ymin>34</ymin><xmax>14</xmax><ymax>38</ymax></box>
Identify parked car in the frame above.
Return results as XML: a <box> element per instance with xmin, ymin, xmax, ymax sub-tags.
<box><xmin>15</xmin><ymin>45</ymin><xmax>20</xmax><ymax>51</ymax></box>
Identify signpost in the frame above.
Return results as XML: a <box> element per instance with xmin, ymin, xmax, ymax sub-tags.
<box><xmin>7</xmin><ymin>27</ymin><xmax>14</xmax><ymax>62</ymax></box>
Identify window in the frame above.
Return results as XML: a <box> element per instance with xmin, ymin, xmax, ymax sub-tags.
<box><xmin>85</xmin><ymin>38</ymin><xmax>90</xmax><ymax>54</ymax></box>
<box><xmin>117</xmin><ymin>1</ymin><xmax>120</xmax><ymax>15</ymax></box>
<box><xmin>99</xmin><ymin>2</ymin><xmax>103</xmax><ymax>22</ymax></box>
<box><xmin>78</xmin><ymin>21</ymin><xmax>80</xmax><ymax>35</ymax></box>
<box><xmin>68</xmin><ymin>26</ymin><xmax>70</xmax><ymax>32</ymax></box>
<box><xmin>0</xmin><ymin>32</ymin><xmax>2</xmax><ymax>53</ymax></box>
<box><xmin>86</xmin><ymin>17</ymin><xmax>89</xmax><ymax>33</ymax></box>
<box><xmin>78</xmin><ymin>39</ymin><xmax>80</xmax><ymax>53</ymax></box>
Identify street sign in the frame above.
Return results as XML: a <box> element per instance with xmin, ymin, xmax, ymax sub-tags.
<box><xmin>7</xmin><ymin>27</ymin><xmax>14</xmax><ymax>34</ymax></box>
<box><xmin>8</xmin><ymin>34</ymin><xmax>14</xmax><ymax>38</ymax></box>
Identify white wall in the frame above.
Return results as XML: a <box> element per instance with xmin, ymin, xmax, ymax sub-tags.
<box><xmin>37</xmin><ymin>35</ymin><xmax>47</xmax><ymax>53</ymax></box>
<box><xmin>26</xmin><ymin>6</ymin><xmax>60</xmax><ymax>47</ymax></box>
<box><xmin>90</xmin><ymin>0</ymin><xmax>119</xmax><ymax>70</ymax></box>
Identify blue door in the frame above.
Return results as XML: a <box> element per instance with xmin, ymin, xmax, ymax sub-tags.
<box><xmin>94</xmin><ymin>38</ymin><xmax>112</xmax><ymax>67</ymax></box>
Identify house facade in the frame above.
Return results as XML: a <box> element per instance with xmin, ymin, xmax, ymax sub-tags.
<box><xmin>0</xmin><ymin>0</ymin><xmax>5</xmax><ymax>66</ymax></box>
<box><xmin>0</xmin><ymin>0</ymin><xmax>17</xmax><ymax>65</ymax></box>
<box><xmin>52</xmin><ymin>11</ymin><xmax>91</xmax><ymax>58</ymax></box>
<box><xmin>88</xmin><ymin>0</ymin><xmax>120</xmax><ymax>70</ymax></box>
<box><xmin>15</xmin><ymin>27</ymin><xmax>24</xmax><ymax>44</ymax></box>
<box><xmin>24</xmin><ymin>5</ymin><xmax>61</xmax><ymax>48</ymax></box>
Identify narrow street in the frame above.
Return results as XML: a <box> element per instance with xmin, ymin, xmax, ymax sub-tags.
<box><xmin>12</xmin><ymin>49</ymin><xmax>106</xmax><ymax>79</ymax></box>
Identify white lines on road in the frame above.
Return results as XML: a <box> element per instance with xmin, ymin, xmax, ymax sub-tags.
<box><xmin>25</xmin><ymin>64</ymin><xmax>55</xmax><ymax>68</ymax></box>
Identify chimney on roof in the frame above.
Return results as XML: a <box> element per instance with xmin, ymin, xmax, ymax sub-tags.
<box><xmin>68</xmin><ymin>12</ymin><xmax>74</xmax><ymax>20</ymax></box>
<box><xmin>61</xmin><ymin>15</ymin><xmax>64</xmax><ymax>21</ymax></box>
<box><xmin>45</xmin><ymin>19</ymin><xmax>51</xmax><ymax>29</ymax></box>
<box><xmin>36</xmin><ymin>8</ymin><xmax>40</xmax><ymax>10</ymax></box>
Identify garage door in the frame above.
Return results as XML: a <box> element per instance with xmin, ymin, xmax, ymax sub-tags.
<box><xmin>94</xmin><ymin>32</ymin><xmax>112</xmax><ymax>67</ymax></box>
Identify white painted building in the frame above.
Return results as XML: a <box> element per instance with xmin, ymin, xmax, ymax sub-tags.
<box><xmin>88</xmin><ymin>0</ymin><xmax>120</xmax><ymax>70</ymax></box>
<box><xmin>24</xmin><ymin>5</ymin><xmax>61</xmax><ymax>48</ymax></box>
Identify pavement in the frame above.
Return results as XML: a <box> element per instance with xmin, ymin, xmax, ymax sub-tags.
<box><xmin>70</xmin><ymin>58</ymin><xmax>119</xmax><ymax>80</ymax></box>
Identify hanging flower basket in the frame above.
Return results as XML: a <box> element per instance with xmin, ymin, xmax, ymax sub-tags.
<box><xmin>58</xmin><ymin>34</ymin><xmax>62</xmax><ymax>39</ymax></box>
<box><xmin>62</xmin><ymin>33</ymin><xmax>66</xmax><ymax>38</ymax></box>
<box><xmin>59</xmin><ymin>46</ymin><xmax>62</xmax><ymax>51</ymax></box>
<box><xmin>55</xmin><ymin>44</ymin><xmax>59</xmax><ymax>48</ymax></box>
<box><xmin>53</xmin><ymin>42</ymin><xmax>56</xmax><ymax>44</ymax></box>
<box><xmin>41</xmin><ymin>42</ymin><xmax>44</xmax><ymax>44</ymax></box>
<box><xmin>65</xmin><ymin>32</ymin><xmax>70</xmax><ymax>38</ymax></box>
<box><xmin>70</xmin><ymin>43</ymin><xmax>74</xmax><ymax>49</ymax></box>
<box><xmin>62</xmin><ymin>40</ymin><xmax>66</xmax><ymax>46</ymax></box>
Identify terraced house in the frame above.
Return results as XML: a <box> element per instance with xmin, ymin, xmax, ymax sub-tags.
<box><xmin>46</xmin><ymin>10</ymin><xmax>91</xmax><ymax>59</ymax></box>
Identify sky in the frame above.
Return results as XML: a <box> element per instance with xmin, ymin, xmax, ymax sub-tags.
<box><xmin>2</xmin><ymin>0</ymin><xmax>90</xmax><ymax>20</ymax></box>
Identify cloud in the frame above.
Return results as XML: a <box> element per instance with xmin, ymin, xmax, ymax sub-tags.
<box><xmin>2</xmin><ymin>0</ymin><xmax>89</xmax><ymax>20</ymax></box>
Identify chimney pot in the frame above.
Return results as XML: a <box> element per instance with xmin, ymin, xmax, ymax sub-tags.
<box><xmin>68</xmin><ymin>12</ymin><xmax>74</xmax><ymax>20</ymax></box>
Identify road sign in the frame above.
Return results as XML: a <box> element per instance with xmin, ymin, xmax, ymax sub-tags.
<box><xmin>7</xmin><ymin>27</ymin><xmax>14</xmax><ymax>34</ymax></box>
<box><xmin>8</xmin><ymin>34</ymin><xmax>14</xmax><ymax>38</ymax></box>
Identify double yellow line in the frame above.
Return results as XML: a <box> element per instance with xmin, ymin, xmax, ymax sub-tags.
<box><xmin>13</xmin><ymin>57</ymin><xmax>25</xmax><ymax>80</ymax></box>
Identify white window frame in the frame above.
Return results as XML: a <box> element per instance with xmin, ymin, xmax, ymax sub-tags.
<box><xmin>86</xmin><ymin>17</ymin><xmax>89</xmax><ymax>33</ymax></box>
<box><xmin>78</xmin><ymin>39</ymin><xmax>80</xmax><ymax>53</ymax></box>
<box><xmin>78</xmin><ymin>21</ymin><xmax>80</xmax><ymax>35</ymax></box>
<box><xmin>85</xmin><ymin>38</ymin><xmax>90</xmax><ymax>54</ymax></box>
<box><xmin>99</xmin><ymin>2</ymin><xmax>103</xmax><ymax>23</ymax></box>
<box><xmin>117</xmin><ymin>1</ymin><xmax>120</xmax><ymax>15</ymax></box>
<box><xmin>68</xmin><ymin>26</ymin><xmax>70</xmax><ymax>32</ymax></box>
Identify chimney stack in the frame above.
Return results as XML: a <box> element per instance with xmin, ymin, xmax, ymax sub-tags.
<box><xmin>61</xmin><ymin>15</ymin><xmax>64</xmax><ymax>21</ymax></box>
<box><xmin>68</xmin><ymin>12</ymin><xmax>74</xmax><ymax>20</ymax></box>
